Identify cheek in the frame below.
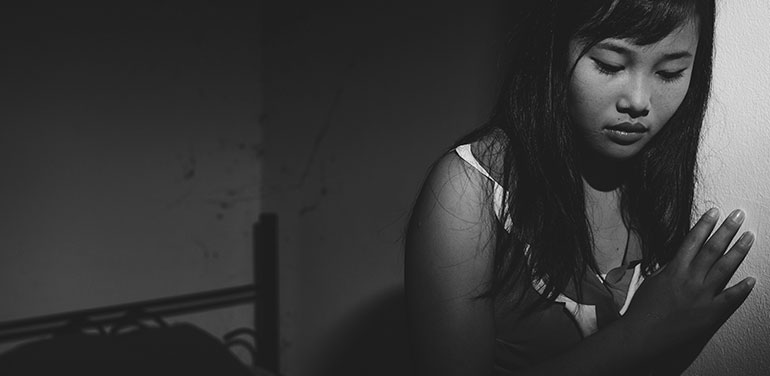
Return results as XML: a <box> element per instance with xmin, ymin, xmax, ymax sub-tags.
<box><xmin>567</xmin><ymin>89</ymin><xmax>589</xmax><ymax>128</ymax></box>
<box><xmin>569</xmin><ymin>79</ymin><xmax>610</xmax><ymax>128</ymax></box>
<box><xmin>569</xmin><ymin>74</ymin><xmax>594</xmax><ymax>119</ymax></box>
<box><xmin>655</xmin><ymin>80</ymin><xmax>692</xmax><ymax>124</ymax></box>
<box><xmin>568</xmin><ymin>59</ymin><xmax>617</xmax><ymax>127</ymax></box>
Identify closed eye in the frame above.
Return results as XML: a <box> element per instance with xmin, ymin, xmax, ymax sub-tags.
<box><xmin>591</xmin><ymin>58</ymin><xmax>623</xmax><ymax>75</ymax></box>
<box><xmin>658</xmin><ymin>68</ymin><xmax>687</xmax><ymax>83</ymax></box>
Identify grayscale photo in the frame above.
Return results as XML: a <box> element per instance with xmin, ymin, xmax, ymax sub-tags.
<box><xmin>0</xmin><ymin>1</ymin><xmax>768</xmax><ymax>375</ymax></box>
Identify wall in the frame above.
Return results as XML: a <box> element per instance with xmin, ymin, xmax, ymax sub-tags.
<box><xmin>262</xmin><ymin>1</ymin><xmax>505</xmax><ymax>375</ymax></box>
<box><xmin>262</xmin><ymin>1</ymin><xmax>770</xmax><ymax>375</ymax></box>
<box><xmin>0</xmin><ymin>1</ymin><xmax>261</xmax><ymax>363</ymax></box>
<box><xmin>687</xmin><ymin>0</ymin><xmax>770</xmax><ymax>374</ymax></box>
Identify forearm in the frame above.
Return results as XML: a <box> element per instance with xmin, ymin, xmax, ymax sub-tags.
<box><xmin>510</xmin><ymin>317</ymin><xmax>661</xmax><ymax>376</ymax></box>
<box><xmin>415</xmin><ymin>316</ymin><xmax>683</xmax><ymax>376</ymax></box>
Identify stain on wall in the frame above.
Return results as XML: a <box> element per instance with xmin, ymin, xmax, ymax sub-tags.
<box><xmin>0</xmin><ymin>0</ymin><xmax>261</xmax><ymax>364</ymax></box>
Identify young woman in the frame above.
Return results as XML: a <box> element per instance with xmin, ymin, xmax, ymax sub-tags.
<box><xmin>404</xmin><ymin>1</ymin><xmax>756</xmax><ymax>375</ymax></box>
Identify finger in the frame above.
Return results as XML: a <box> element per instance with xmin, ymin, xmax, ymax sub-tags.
<box><xmin>705</xmin><ymin>231</ymin><xmax>754</xmax><ymax>293</ymax></box>
<box><xmin>691</xmin><ymin>209</ymin><xmax>745</xmax><ymax>281</ymax></box>
<box><xmin>714</xmin><ymin>277</ymin><xmax>755</xmax><ymax>322</ymax></box>
<box><xmin>672</xmin><ymin>208</ymin><xmax>720</xmax><ymax>269</ymax></box>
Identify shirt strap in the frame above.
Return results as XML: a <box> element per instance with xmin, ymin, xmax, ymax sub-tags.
<box><xmin>454</xmin><ymin>144</ymin><xmax>512</xmax><ymax>231</ymax></box>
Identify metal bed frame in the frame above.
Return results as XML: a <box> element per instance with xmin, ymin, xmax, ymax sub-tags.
<box><xmin>0</xmin><ymin>213</ymin><xmax>278</xmax><ymax>374</ymax></box>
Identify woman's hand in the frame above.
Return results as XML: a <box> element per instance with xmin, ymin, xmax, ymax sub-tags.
<box><xmin>623</xmin><ymin>208</ymin><xmax>756</xmax><ymax>360</ymax></box>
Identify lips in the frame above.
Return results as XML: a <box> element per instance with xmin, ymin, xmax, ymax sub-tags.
<box><xmin>606</xmin><ymin>122</ymin><xmax>648</xmax><ymax>133</ymax></box>
<box><xmin>604</xmin><ymin>122</ymin><xmax>647</xmax><ymax>146</ymax></box>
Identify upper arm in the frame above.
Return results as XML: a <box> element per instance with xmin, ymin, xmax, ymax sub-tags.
<box><xmin>405</xmin><ymin>151</ymin><xmax>498</xmax><ymax>376</ymax></box>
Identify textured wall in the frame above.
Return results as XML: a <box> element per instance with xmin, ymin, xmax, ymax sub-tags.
<box><xmin>0</xmin><ymin>1</ymin><xmax>260</xmax><ymax>362</ymax></box>
<box><xmin>687</xmin><ymin>0</ymin><xmax>770</xmax><ymax>374</ymax></box>
<box><xmin>262</xmin><ymin>1</ymin><xmax>504</xmax><ymax>374</ymax></box>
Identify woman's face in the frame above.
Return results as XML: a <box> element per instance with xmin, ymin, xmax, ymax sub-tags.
<box><xmin>567</xmin><ymin>19</ymin><xmax>700</xmax><ymax>160</ymax></box>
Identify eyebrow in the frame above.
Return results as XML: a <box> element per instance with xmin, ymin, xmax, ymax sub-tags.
<box><xmin>594</xmin><ymin>41</ymin><xmax>693</xmax><ymax>61</ymax></box>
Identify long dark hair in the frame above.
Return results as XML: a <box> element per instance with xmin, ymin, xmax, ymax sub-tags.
<box><xmin>461</xmin><ymin>0</ymin><xmax>715</xmax><ymax>307</ymax></box>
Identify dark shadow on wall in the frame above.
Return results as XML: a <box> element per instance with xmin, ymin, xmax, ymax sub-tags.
<box><xmin>313</xmin><ymin>286</ymin><xmax>410</xmax><ymax>376</ymax></box>
<box><xmin>0</xmin><ymin>324</ymin><xmax>253</xmax><ymax>376</ymax></box>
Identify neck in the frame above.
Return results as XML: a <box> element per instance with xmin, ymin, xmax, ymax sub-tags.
<box><xmin>579</xmin><ymin>149</ymin><xmax>630</xmax><ymax>231</ymax></box>
<box><xmin>578</xmin><ymin>148</ymin><xmax>630</xmax><ymax>194</ymax></box>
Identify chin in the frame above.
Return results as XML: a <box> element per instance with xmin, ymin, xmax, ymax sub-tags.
<box><xmin>579</xmin><ymin>134</ymin><xmax>649</xmax><ymax>162</ymax></box>
<box><xmin>601</xmin><ymin>143</ymin><xmax>645</xmax><ymax>161</ymax></box>
<box><xmin>603</xmin><ymin>145</ymin><xmax>642</xmax><ymax>161</ymax></box>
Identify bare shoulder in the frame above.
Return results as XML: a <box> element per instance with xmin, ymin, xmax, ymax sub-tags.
<box><xmin>404</xmin><ymin>149</ymin><xmax>499</xmax><ymax>375</ymax></box>
<box><xmin>408</xmin><ymin>149</ymin><xmax>495</xmax><ymax>245</ymax></box>
<box><xmin>405</xmin><ymin>147</ymin><xmax>501</xmax><ymax>302</ymax></box>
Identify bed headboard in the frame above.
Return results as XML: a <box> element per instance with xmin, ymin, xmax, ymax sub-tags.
<box><xmin>0</xmin><ymin>212</ymin><xmax>279</xmax><ymax>375</ymax></box>
<box><xmin>254</xmin><ymin>212</ymin><xmax>279</xmax><ymax>372</ymax></box>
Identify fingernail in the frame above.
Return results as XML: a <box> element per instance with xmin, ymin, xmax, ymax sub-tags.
<box><xmin>738</xmin><ymin>231</ymin><xmax>755</xmax><ymax>247</ymax></box>
<box><xmin>707</xmin><ymin>207</ymin><xmax>719</xmax><ymax>219</ymax></box>
<box><xmin>747</xmin><ymin>277</ymin><xmax>756</xmax><ymax>289</ymax></box>
<box><xmin>730</xmin><ymin>209</ymin><xmax>745</xmax><ymax>225</ymax></box>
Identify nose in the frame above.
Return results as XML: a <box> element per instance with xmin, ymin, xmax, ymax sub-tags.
<box><xmin>616</xmin><ymin>74</ymin><xmax>651</xmax><ymax>119</ymax></box>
